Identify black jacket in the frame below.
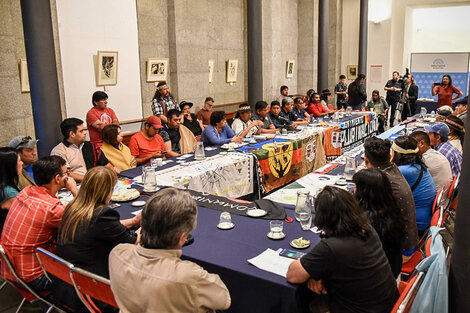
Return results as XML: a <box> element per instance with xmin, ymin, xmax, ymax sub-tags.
<box><xmin>348</xmin><ymin>81</ymin><xmax>367</xmax><ymax>108</ymax></box>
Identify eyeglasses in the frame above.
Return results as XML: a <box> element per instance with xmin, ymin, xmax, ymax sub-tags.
<box><xmin>60</xmin><ymin>167</ymin><xmax>72</xmax><ymax>177</ymax></box>
<box><xmin>16</xmin><ymin>136</ymin><xmax>32</xmax><ymax>149</ymax></box>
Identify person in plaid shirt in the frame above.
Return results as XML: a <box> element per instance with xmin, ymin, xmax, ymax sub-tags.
<box><xmin>1</xmin><ymin>156</ymin><xmax>78</xmax><ymax>292</ymax></box>
<box><xmin>151</xmin><ymin>81</ymin><xmax>179</xmax><ymax>124</ymax></box>
<box><xmin>424</xmin><ymin>122</ymin><xmax>462</xmax><ymax>177</ymax></box>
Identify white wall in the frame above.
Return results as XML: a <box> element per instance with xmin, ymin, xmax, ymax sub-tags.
<box><xmin>56</xmin><ymin>0</ymin><xmax>142</xmax><ymax>126</ymax></box>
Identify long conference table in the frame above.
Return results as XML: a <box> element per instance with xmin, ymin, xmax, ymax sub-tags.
<box><xmin>113</xmin><ymin>112</ymin><xmax>382</xmax><ymax>313</ymax></box>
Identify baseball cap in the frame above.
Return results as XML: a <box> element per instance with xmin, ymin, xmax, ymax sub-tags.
<box><xmin>424</xmin><ymin>122</ymin><xmax>450</xmax><ymax>138</ymax></box>
<box><xmin>146</xmin><ymin>116</ymin><xmax>164</xmax><ymax>129</ymax></box>
<box><xmin>8</xmin><ymin>135</ymin><xmax>39</xmax><ymax>149</ymax></box>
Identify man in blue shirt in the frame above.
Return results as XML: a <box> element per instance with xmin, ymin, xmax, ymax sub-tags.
<box><xmin>292</xmin><ymin>97</ymin><xmax>311</xmax><ymax>122</ymax></box>
<box><xmin>424</xmin><ymin>122</ymin><xmax>462</xmax><ymax>176</ymax></box>
<box><xmin>8</xmin><ymin>135</ymin><xmax>38</xmax><ymax>189</ymax></box>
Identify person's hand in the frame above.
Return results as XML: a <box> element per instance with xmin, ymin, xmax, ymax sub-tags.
<box><xmin>307</xmin><ymin>278</ymin><xmax>327</xmax><ymax>295</ymax></box>
<box><xmin>254</xmin><ymin>120</ymin><xmax>264</xmax><ymax>128</ymax></box>
<box><xmin>405</xmin><ymin>94</ymin><xmax>409</xmax><ymax>99</ymax></box>
<box><xmin>132</xmin><ymin>212</ymin><xmax>142</xmax><ymax>227</ymax></box>
<box><xmin>135</xmin><ymin>227</ymin><xmax>141</xmax><ymax>245</ymax></box>
<box><xmin>291</xmin><ymin>124</ymin><xmax>297</xmax><ymax>129</ymax></box>
<box><xmin>112</xmin><ymin>166</ymin><xmax>121</xmax><ymax>174</ymax></box>
<box><xmin>65</xmin><ymin>176</ymin><xmax>78</xmax><ymax>195</ymax></box>
<box><xmin>152</xmin><ymin>151</ymin><xmax>163</xmax><ymax>158</ymax></box>
<box><xmin>231</xmin><ymin>135</ymin><xmax>243</xmax><ymax>144</ymax></box>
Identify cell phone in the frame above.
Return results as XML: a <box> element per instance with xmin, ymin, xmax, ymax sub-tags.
<box><xmin>279</xmin><ymin>249</ymin><xmax>306</xmax><ymax>260</ymax></box>
<box><xmin>109</xmin><ymin>203</ymin><xmax>121</xmax><ymax>209</ymax></box>
<box><xmin>434</xmin><ymin>82</ymin><xmax>441</xmax><ymax>86</ymax></box>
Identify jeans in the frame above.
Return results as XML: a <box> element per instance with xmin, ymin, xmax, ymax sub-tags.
<box><xmin>27</xmin><ymin>274</ymin><xmax>51</xmax><ymax>292</ymax></box>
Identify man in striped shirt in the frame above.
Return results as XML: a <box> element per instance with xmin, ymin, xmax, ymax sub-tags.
<box><xmin>425</xmin><ymin>122</ymin><xmax>462</xmax><ymax>177</ymax></box>
<box><xmin>1</xmin><ymin>156</ymin><xmax>78</xmax><ymax>292</ymax></box>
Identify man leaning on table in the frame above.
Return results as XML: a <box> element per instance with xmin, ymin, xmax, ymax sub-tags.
<box><xmin>128</xmin><ymin>116</ymin><xmax>166</xmax><ymax>166</ymax></box>
<box><xmin>109</xmin><ymin>188</ymin><xmax>231</xmax><ymax>313</ymax></box>
<box><xmin>252</xmin><ymin>100</ymin><xmax>279</xmax><ymax>134</ymax></box>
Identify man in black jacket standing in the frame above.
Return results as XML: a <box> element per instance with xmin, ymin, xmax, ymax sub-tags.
<box><xmin>348</xmin><ymin>74</ymin><xmax>367</xmax><ymax>110</ymax></box>
<box><xmin>384</xmin><ymin>71</ymin><xmax>402</xmax><ymax>126</ymax></box>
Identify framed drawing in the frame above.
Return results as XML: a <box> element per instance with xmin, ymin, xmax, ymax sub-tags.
<box><xmin>347</xmin><ymin>65</ymin><xmax>358</xmax><ymax>80</ymax></box>
<box><xmin>208</xmin><ymin>59</ymin><xmax>215</xmax><ymax>83</ymax></box>
<box><xmin>226</xmin><ymin>59</ymin><xmax>238</xmax><ymax>83</ymax></box>
<box><xmin>97</xmin><ymin>51</ymin><xmax>118</xmax><ymax>86</ymax></box>
<box><xmin>19</xmin><ymin>58</ymin><xmax>30</xmax><ymax>92</ymax></box>
<box><xmin>147</xmin><ymin>58</ymin><xmax>169</xmax><ymax>82</ymax></box>
<box><xmin>286</xmin><ymin>60</ymin><xmax>295</xmax><ymax>78</ymax></box>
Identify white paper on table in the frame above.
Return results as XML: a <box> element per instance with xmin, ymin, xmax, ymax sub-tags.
<box><xmin>247</xmin><ymin>248</ymin><xmax>294</xmax><ymax>278</ymax></box>
<box><xmin>131</xmin><ymin>209</ymin><xmax>142</xmax><ymax>216</ymax></box>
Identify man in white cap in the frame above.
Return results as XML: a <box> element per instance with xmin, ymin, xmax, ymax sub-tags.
<box><xmin>8</xmin><ymin>135</ymin><xmax>38</xmax><ymax>189</ymax></box>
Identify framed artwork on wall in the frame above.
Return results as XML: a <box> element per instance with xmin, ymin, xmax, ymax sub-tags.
<box><xmin>208</xmin><ymin>59</ymin><xmax>215</xmax><ymax>83</ymax></box>
<box><xmin>226</xmin><ymin>59</ymin><xmax>238</xmax><ymax>83</ymax></box>
<box><xmin>147</xmin><ymin>58</ymin><xmax>169</xmax><ymax>82</ymax></box>
<box><xmin>286</xmin><ymin>60</ymin><xmax>295</xmax><ymax>78</ymax></box>
<box><xmin>347</xmin><ymin>65</ymin><xmax>358</xmax><ymax>80</ymax></box>
<box><xmin>97</xmin><ymin>50</ymin><xmax>118</xmax><ymax>86</ymax></box>
<box><xmin>19</xmin><ymin>58</ymin><xmax>30</xmax><ymax>92</ymax></box>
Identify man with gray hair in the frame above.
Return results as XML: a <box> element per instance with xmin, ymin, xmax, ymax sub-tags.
<box><xmin>109</xmin><ymin>188</ymin><xmax>231</xmax><ymax>313</ymax></box>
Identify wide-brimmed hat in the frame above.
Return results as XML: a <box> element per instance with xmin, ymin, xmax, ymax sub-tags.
<box><xmin>8</xmin><ymin>135</ymin><xmax>39</xmax><ymax>149</ymax></box>
<box><xmin>179</xmin><ymin>101</ymin><xmax>193</xmax><ymax>110</ymax></box>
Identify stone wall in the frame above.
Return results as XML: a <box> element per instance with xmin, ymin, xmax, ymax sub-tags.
<box><xmin>0</xmin><ymin>0</ymin><xmax>35</xmax><ymax>146</ymax></box>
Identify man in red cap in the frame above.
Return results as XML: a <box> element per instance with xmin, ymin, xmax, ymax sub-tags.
<box><xmin>128</xmin><ymin>116</ymin><xmax>166</xmax><ymax>165</ymax></box>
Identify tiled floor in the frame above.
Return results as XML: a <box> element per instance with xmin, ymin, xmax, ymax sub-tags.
<box><xmin>0</xmin><ymin>278</ymin><xmax>43</xmax><ymax>313</ymax></box>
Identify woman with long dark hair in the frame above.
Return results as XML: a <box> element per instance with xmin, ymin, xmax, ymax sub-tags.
<box><xmin>0</xmin><ymin>147</ymin><xmax>22</xmax><ymax>235</ymax></box>
<box><xmin>286</xmin><ymin>186</ymin><xmax>398</xmax><ymax>313</ymax></box>
<box><xmin>392</xmin><ymin>135</ymin><xmax>436</xmax><ymax>236</ymax></box>
<box><xmin>101</xmin><ymin>124</ymin><xmax>136</xmax><ymax>171</ymax></box>
<box><xmin>432</xmin><ymin>74</ymin><xmax>463</xmax><ymax>108</ymax></box>
<box><xmin>353</xmin><ymin>168</ymin><xmax>405</xmax><ymax>277</ymax></box>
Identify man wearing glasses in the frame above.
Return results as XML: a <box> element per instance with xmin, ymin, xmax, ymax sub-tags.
<box><xmin>1</xmin><ymin>156</ymin><xmax>78</xmax><ymax>292</ymax></box>
<box><xmin>7</xmin><ymin>135</ymin><xmax>38</xmax><ymax>189</ymax></box>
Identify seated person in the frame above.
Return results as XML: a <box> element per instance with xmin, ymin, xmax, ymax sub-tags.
<box><xmin>8</xmin><ymin>135</ymin><xmax>38</xmax><ymax>189</ymax></box>
<box><xmin>86</xmin><ymin>91</ymin><xmax>119</xmax><ymax>148</ymax></box>
<box><xmin>454</xmin><ymin>96</ymin><xmax>467</xmax><ymax>128</ymax></box>
<box><xmin>308</xmin><ymin>93</ymin><xmax>332</xmax><ymax>118</ymax></box>
<box><xmin>410</xmin><ymin>131</ymin><xmax>452</xmax><ymax>193</ymax></box>
<box><xmin>320</xmin><ymin>89</ymin><xmax>337</xmax><ymax>111</ymax></box>
<box><xmin>367</xmin><ymin>90</ymin><xmax>389</xmax><ymax>134</ymax></box>
<box><xmin>51</xmin><ymin>118</ymin><xmax>119</xmax><ymax>182</ymax></box>
<box><xmin>391</xmin><ymin>136</ymin><xmax>436</xmax><ymax>236</ymax></box>
<box><xmin>101</xmin><ymin>124</ymin><xmax>137</xmax><ymax>171</ymax></box>
<box><xmin>54</xmin><ymin>167</ymin><xmax>139</xmax><ymax>312</ymax></box>
<box><xmin>445</xmin><ymin>115</ymin><xmax>464</xmax><ymax>154</ymax></box>
<box><xmin>252</xmin><ymin>101</ymin><xmax>279</xmax><ymax>134</ymax></box>
<box><xmin>286</xmin><ymin>186</ymin><xmax>398</xmax><ymax>313</ymax></box>
<box><xmin>129</xmin><ymin>116</ymin><xmax>166</xmax><ymax>166</ymax></box>
<box><xmin>292</xmin><ymin>97</ymin><xmax>311</xmax><ymax>122</ymax></box>
<box><xmin>109</xmin><ymin>188</ymin><xmax>231</xmax><ymax>312</ymax></box>
<box><xmin>197</xmin><ymin>97</ymin><xmax>214</xmax><ymax>127</ymax></box>
<box><xmin>1</xmin><ymin>156</ymin><xmax>78</xmax><ymax>292</ymax></box>
<box><xmin>201</xmin><ymin>111</ymin><xmax>243</xmax><ymax>146</ymax></box>
<box><xmin>280</xmin><ymin>98</ymin><xmax>309</xmax><ymax>126</ymax></box>
<box><xmin>268</xmin><ymin>101</ymin><xmax>296</xmax><ymax>130</ymax></box>
<box><xmin>0</xmin><ymin>147</ymin><xmax>22</xmax><ymax>236</ymax></box>
<box><xmin>435</xmin><ymin>105</ymin><xmax>453</xmax><ymax>122</ymax></box>
<box><xmin>231</xmin><ymin>104</ymin><xmax>263</xmax><ymax>138</ymax></box>
<box><xmin>159</xmin><ymin>109</ymin><xmax>196</xmax><ymax>157</ymax></box>
<box><xmin>180</xmin><ymin>101</ymin><xmax>203</xmax><ymax>136</ymax></box>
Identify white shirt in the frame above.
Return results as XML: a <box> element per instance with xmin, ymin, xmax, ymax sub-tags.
<box><xmin>231</xmin><ymin>118</ymin><xmax>259</xmax><ymax>137</ymax></box>
<box><xmin>449</xmin><ymin>138</ymin><xmax>463</xmax><ymax>154</ymax></box>
<box><xmin>422</xmin><ymin>148</ymin><xmax>453</xmax><ymax>193</ymax></box>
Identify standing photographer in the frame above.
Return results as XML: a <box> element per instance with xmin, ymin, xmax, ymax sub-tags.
<box><xmin>384</xmin><ymin>71</ymin><xmax>402</xmax><ymax>127</ymax></box>
<box><xmin>432</xmin><ymin>74</ymin><xmax>463</xmax><ymax>108</ymax></box>
<box><xmin>401</xmin><ymin>75</ymin><xmax>418</xmax><ymax>121</ymax></box>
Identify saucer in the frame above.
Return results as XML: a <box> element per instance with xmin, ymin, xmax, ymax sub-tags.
<box><xmin>143</xmin><ymin>186</ymin><xmax>159</xmax><ymax>193</ymax></box>
<box><xmin>290</xmin><ymin>240</ymin><xmax>311</xmax><ymax>249</ymax></box>
<box><xmin>267</xmin><ymin>231</ymin><xmax>286</xmax><ymax>240</ymax></box>
<box><xmin>131</xmin><ymin>200</ymin><xmax>146</xmax><ymax>207</ymax></box>
<box><xmin>217</xmin><ymin>222</ymin><xmax>235</xmax><ymax>230</ymax></box>
<box><xmin>246</xmin><ymin>209</ymin><xmax>267</xmax><ymax>217</ymax></box>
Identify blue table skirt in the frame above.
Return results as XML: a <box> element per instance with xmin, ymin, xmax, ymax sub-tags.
<box><xmin>116</xmin><ymin>197</ymin><xmax>319</xmax><ymax>313</ymax></box>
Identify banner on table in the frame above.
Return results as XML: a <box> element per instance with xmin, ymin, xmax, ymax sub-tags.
<box><xmin>301</xmin><ymin>132</ymin><xmax>327</xmax><ymax>175</ymax></box>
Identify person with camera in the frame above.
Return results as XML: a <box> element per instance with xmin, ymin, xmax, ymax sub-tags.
<box><xmin>384</xmin><ymin>71</ymin><xmax>402</xmax><ymax>127</ymax></box>
<box><xmin>401</xmin><ymin>74</ymin><xmax>418</xmax><ymax>121</ymax></box>
<box><xmin>432</xmin><ymin>74</ymin><xmax>463</xmax><ymax>108</ymax></box>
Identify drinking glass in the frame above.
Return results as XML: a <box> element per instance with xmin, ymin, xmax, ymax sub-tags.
<box><xmin>194</xmin><ymin>141</ymin><xmax>205</xmax><ymax>160</ymax></box>
<box><xmin>269</xmin><ymin>220</ymin><xmax>284</xmax><ymax>238</ymax></box>
<box><xmin>219</xmin><ymin>212</ymin><xmax>232</xmax><ymax>227</ymax></box>
<box><xmin>420</xmin><ymin>107</ymin><xmax>427</xmax><ymax>119</ymax></box>
<box><xmin>299</xmin><ymin>212</ymin><xmax>312</xmax><ymax>230</ymax></box>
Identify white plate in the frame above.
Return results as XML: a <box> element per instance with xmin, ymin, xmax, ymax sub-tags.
<box><xmin>217</xmin><ymin>222</ymin><xmax>235</xmax><ymax>230</ymax></box>
<box><xmin>221</xmin><ymin>143</ymin><xmax>239</xmax><ymax>150</ymax></box>
<box><xmin>267</xmin><ymin>231</ymin><xmax>286</xmax><ymax>240</ymax></box>
<box><xmin>246</xmin><ymin>209</ymin><xmax>267</xmax><ymax>217</ymax></box>
<box><xmin>131</xmin><ymin>200</ymin><xmax>146</xmax><ymax>207</ymax></box>
<box><xmin>290</xmin><ymin>239</ymin><xmax>311</xmax><ymax>249</ymax></box>
<box><xmin>142</xmin><ymin>186</ymin><xmax>160</xmax><ymax>193</ymax></box>
<box><xmin>111</xmin><ymin>188</ymin><xmax>140</xmax><ymax>202</ymax></box>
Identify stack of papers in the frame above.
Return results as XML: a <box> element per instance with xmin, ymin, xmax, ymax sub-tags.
<box><xmin>247</xmin><ymin>248</ymin><xmax>295</xmax><ymax>277</ymax></box>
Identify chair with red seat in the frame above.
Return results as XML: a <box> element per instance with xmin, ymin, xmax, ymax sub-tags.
<box><xmin>431</xmin><ymin>187</ymin><xmax>443</xmax><ymax>214</ymax></box>
<box><xmin>70</xmin><ymin>267</ymin><xmax>119</xmax><ymax>313</ymax></box>
<box><xmin>0</xmin><ymin>244</ymin><xmax>65</xmax><ymax>313</ymax></box>
<box><xmin>391</xmin><ymin>272</ymin><xmax>425</xmax><ymax>313</ymax></box>
<box><xmin>424</xmin><ymin>235</ymin><xmax>433</xmax><ymax>258</ymax></box>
